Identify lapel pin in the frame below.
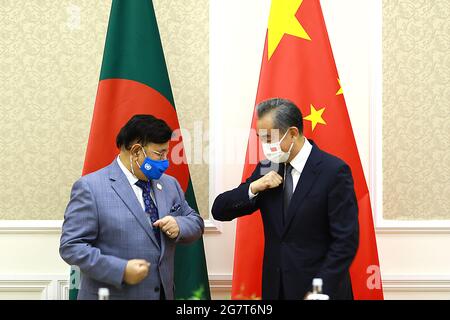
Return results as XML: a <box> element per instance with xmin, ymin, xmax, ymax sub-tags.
<box><xmin>156</xmin><ymin>183</ymin><xmax>163</xmax><ymax>191</ymax></box>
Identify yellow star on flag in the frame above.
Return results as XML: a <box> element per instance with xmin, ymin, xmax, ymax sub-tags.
<box><xmin>304</xmin><ymin>104</ymin><xmax>326</xmax><ymax>131</ymax></box>
<box><xmin>267</xmin><ymin>0</ymin><xmax>311</xmax><ymax>60</ymax></box>
<box><xmin>336</xmin><ymin>78</ymin><xmax>343</xmax><ymax>95</ymax></box>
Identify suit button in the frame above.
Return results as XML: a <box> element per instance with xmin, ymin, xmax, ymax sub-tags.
<box><xmin>276</xmin><ymin>267</ymin><xmax>281</xmax><ymax>273</ymax></box>
<box><xmin>155</xmin><ymin>287</ymin><xmax>160</xmax><ymax>292</ymax></box>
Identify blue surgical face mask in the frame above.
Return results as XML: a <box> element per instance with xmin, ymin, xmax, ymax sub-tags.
<box><xmin>131</xmin><ymin>147</ymin><xmax>169</xmax><ymax>180</ymax></box>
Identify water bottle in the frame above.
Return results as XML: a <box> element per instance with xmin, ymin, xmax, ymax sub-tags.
<box><xmin>98</xmin><ymin>288</ymin><xmax>110</xmax><ymax>300</ymax></box>
<box><xmin>305</xmin><ymin>278</ymin><xmax>330</xmax><ymax>300</ymax></box>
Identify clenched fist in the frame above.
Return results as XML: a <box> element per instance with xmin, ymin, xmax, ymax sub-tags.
<box><xmin>123</xmin><ymin>259</ymin><xmax>150</xmax><ymax>285</ymax></box>
<box><xmin>250</xmin><ymin>170</ymin><xmax>283</xmax><ymax>194</ymax></box>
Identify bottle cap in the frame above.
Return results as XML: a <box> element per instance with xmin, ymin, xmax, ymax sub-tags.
<box><xmin>312</xmin><ymin>278</ymin><xmax>323</xmax><ymax>287</ymax></box>
<box><xmin>98</xmin><ymin>288</ymin><xmax>109</xmax><ymax>296</ymax></box>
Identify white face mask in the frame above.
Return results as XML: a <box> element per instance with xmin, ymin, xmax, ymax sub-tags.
<box><xmin>261</xmin><ymin>129</ymin><xmax>294</xmax><ymax>163</ymax></box>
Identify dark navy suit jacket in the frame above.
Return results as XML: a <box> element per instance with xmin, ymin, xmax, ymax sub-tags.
<box><xmin>212</xmin><ymin>141</ymin><xmax>359</xmax><ymax>300</ymax></box>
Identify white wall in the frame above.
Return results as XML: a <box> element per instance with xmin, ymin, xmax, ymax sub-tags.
<box><xmin>1</xmin><ymin>0</ymin><xmax>449</xmax><ymax>300</ymax></box>
<box><xmin>207</xmin><ymin>0</ymin><xmax>272</xmax><ymax>299</ymax></box>
<box><xmin>0</xmin><ymin>223</ymin><xmax>68</xmax><ymax>299</ymax></box>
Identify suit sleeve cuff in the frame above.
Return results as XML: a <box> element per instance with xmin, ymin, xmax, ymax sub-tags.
<box><xmin>248</xmin><ymin>185</ymin><xmax>258</xmax><ymax>199</ymax></box>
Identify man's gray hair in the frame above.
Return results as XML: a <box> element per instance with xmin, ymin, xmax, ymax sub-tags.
<box><xmin>256</xmin><ymin>98</ymin><xmax>304</xmax><ymax>134</ymax></box>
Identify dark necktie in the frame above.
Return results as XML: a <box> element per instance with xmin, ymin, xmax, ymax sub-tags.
<box><xmin>135</xmin><ymin>180</ymin><xmax>161</xmax><ymax>246</ymax></box>
<box><xmin>283</xmin><ymin>163</ymin><xmax>294</xmax><ymax>223</ymax></box>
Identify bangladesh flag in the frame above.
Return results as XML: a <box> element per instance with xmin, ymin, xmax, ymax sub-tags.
<box><xmin>68</xmin><ymin>0</ymin><xmax>210</xmax><ymax>300</ymax></box>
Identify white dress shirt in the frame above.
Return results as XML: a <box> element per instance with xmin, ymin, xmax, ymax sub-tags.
<box><xmin>117</xmin><ymin>156</ymin><xmax>157</xmax><ymax>211</ymax></box>
<box><xmin>249</xmin><ymin>137</ymin><xmax>313</xmax><ymax>199</ymax></box>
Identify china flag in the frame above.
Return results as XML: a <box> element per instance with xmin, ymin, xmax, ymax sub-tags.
<box><xmin>232</xmin><ymin>0</ymin><xmax>383</xmax><ymax>300</ymax></box>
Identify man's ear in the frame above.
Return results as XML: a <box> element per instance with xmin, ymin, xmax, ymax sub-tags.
<box><xmin>289</xmin><ymin>127</ymin><xmax>300</xmax><ymax>139</ymax></box>
<box><xmin>129</xmin><ymin>144</ymin><xmax>142</xmax><ymax>159</ymax></box>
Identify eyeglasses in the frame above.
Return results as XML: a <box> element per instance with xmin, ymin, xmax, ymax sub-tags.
<box><xmin>136</xmin><ymin>144</ymin><xmax>169</xmax><ymax>160</ymax></box>
<box><xmin>150</xmin><ymin>149</ymin><xmax>169</xmax><ymax>160</ymax></box>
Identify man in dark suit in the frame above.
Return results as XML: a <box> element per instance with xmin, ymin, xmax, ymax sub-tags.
<box><xmin>212</xmin><ymin>98</ymin><xmax>359</xmax><ymax>300</ymax></box>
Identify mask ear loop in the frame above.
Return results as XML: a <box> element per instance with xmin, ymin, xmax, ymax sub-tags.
<box><xmin>280</xmin><ymin>129</ymin><xmax>289</xmax><ymax>142</ymax></box>
<box><xmin>282</xmin><ymin>128</ymin><xmax>295</xmax><ymax>154</ymax></box>
<box><xmin>130</xmin><ymin>155</ymin><xmax>136</xmax><ymax>177</ymax></box>
<box><xmin>287</xmin><ymin>140</ymin><xmax>295</xmax><ymax>153</ymax></box>
<box><xmin>141</xmin><ymin>147</ymin><xmax>148</xmax><ymax>158</ymax></box>
<box><xmin>130</xmin><ymin>145</ymin><xmax>143</xmax><ymax>178</ymax></box>
<box><xmin>136</xmin><ymin>147</ymin><xmax>147</xmax><ymax>171</ymax></box>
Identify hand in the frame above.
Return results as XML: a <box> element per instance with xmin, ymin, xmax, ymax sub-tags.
<box><xmin>153</xmin><ymin>216</ymin><xmax>180</xmax><ymax>239</ymax></box>
<box><xmin>123</xmin><ymin>259</ymin><xmax>150</xmax><ymax>285</ymax></box>
<box><xmin>250</xmin><ymin>170</ymin><xmax>283</xmax><ymax>194</ymax></box>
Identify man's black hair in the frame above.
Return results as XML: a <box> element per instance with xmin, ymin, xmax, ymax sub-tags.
<box><xmin>116</xmin><ymin>114</ymin><xmax>173</xmax><ymax>150</ymax></box>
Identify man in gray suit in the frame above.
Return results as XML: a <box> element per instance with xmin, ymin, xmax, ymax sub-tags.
<box><xmin>60</xmin><ymin>115</ymin><xmax>204</xmax><ymax>300</ymax></box>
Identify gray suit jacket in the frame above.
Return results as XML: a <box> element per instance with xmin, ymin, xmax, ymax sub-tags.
<box><xmin>59</xmin><ymin>159</ymin><xmax>204</xmax><ymax>300</ymax></box>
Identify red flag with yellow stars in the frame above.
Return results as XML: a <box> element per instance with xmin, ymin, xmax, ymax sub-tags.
<box><xmin>232</xmin><ymin>0</ymin><xmax>383</xmax><ymax>300</ymax></box>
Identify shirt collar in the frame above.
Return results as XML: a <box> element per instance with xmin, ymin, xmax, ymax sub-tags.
<box><xmin>289</xmin><ymin>137</ymin><xmax>313</xmax><ymax>173</ymax></box>
<box><xmin>117</xmin><ymin>155</ymin><xmax>139</xmax><ymax>187</ymax></box>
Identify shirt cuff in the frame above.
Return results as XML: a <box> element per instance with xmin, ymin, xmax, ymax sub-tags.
<box><xmin>248</xmin><ymin>185</ymin><xmax>258</xmax><ymax>199</ymax></box>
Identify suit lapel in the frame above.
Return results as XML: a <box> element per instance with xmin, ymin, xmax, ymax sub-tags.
<box><xmin>258</xmin><ymin>162</ymin><xmax>286</xmax><ymax>237</ymax></box>
<box><xmin>108</xmin><ymin>161</ymin><xmax>161</xmax><ymax>249</ymax></box>
<box><xmin>270</xmin><ymin>186</ymin><xmax>285</xmax><ymax>237</ymax></box>
<box><xmin>282</xmin><ymin>143</ymin><xmax>323</xmax><ymax>236</ymax></box>
<box><xmin>272</xmin><ymin>163</ymin><xmax>286</xmax><ymax>236</ymax></box>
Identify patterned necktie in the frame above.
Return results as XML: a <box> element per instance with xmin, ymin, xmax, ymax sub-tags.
<box><xmin>135</xmin><ymin>180</ymin><xmax>161</xmax><ymax>246</ymax></box>
<box><xmin>283</xmin><ymin>163</ymin><xmax>294</xmax><ymax>224</ymax></box>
